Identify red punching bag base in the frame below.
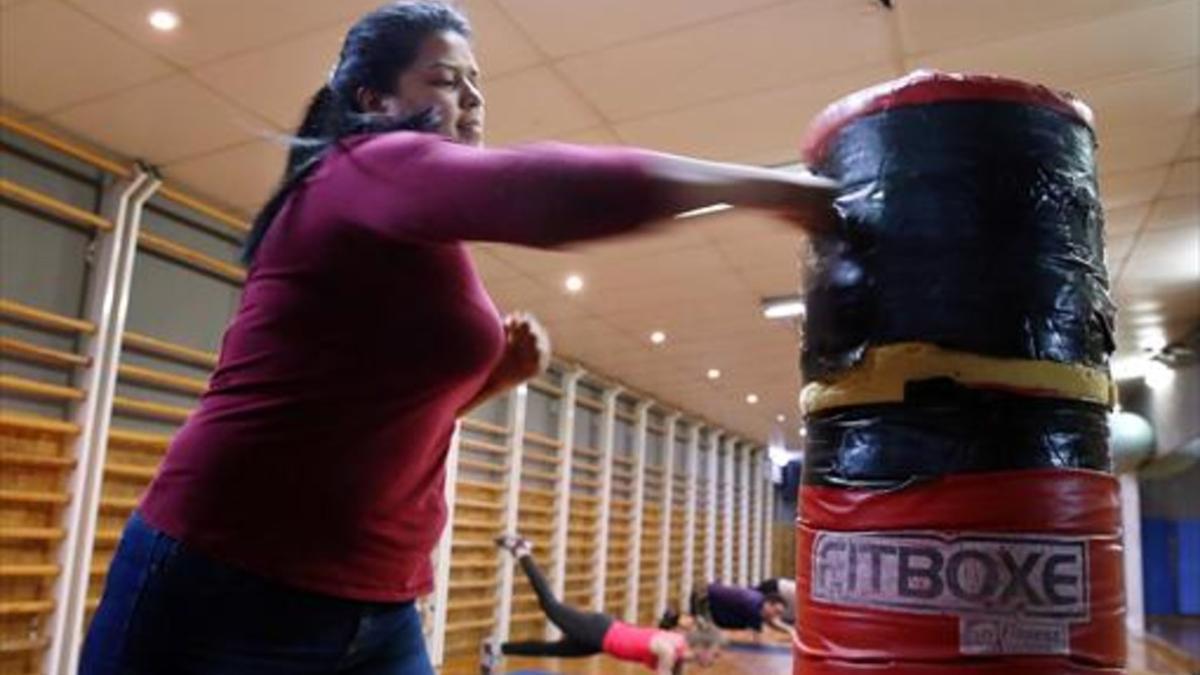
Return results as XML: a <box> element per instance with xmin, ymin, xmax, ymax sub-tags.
<box><xmin>794</xmin><ymin>469</ymin><xmax>1125</xmax><ymax>674</ymax></box>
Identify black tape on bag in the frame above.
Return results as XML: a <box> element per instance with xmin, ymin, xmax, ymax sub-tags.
<box><xmin>801</xmin><ymin>380</ymin><xmax>1111</xmax><ymax>489</ymax></box>
<box><xmin>802</xmin><ymin>101</ymin><xmax>1115</xmax><ymax>381</ymax></box>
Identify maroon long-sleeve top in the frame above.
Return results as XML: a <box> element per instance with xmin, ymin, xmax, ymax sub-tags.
<box><xmin>139</xmin><ymin>132</ymin><xmax>670</xmax><ymax>601</ymax></box>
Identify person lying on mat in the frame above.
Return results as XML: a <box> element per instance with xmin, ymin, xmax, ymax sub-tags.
<box><xmin>672</xmin><ymin>582</ymin><xmax>791</xmax><ymax>640</ymax></box>
<box><xmin>753</xmin><ymin>577</ymin><xmax>796</xmax><ymax>624</ymax></box>
<box><xmin>482</xmin><ymin>534</ymin><xmax>725</xmax><ymax>674</ymax></box>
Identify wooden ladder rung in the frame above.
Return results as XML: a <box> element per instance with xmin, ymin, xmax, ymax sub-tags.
<box><xmin>111</xmin><ymin>396</ymin><xmax>191</xmax><ymax>424</ymax></box>
<box><xmin>0</xmin><ymin>411</ymin><xmax>79</xmax><ymax>436</ymax></box>
<box><xmin>517</xmin><ymin>503</ymin><xmax>554</xmax><ymax>517</ymax></box>
<box><xmin>0</xmin><ymin>600</ymin><xmax>54</xmax><ymax>616</ymax></box>
<box><xmin>104</xmin><ymin>462</ymin><xmax>157</xmax><ymax>480</ymax></box>
<box><xmin>108</xmin><ymin>427</ymin><xmax>172</xmax><ymax>451</ymax></box>
<box><xmin>521</xmin><ymin>450</ymin><xmax>559</xmax><ymax>466</ymax></box>
<box><xmin>0</xmin><ymin>564</ymin><xmax>59</xmax><ymax>578</ymax></box>
<box><xmin>0</xmin><ymin>450</ymin><xmax>74</xmax><ymax>469</ymax></box>
<box><xmin>454</xmin><ymin>516</ymin><xmax>502</xmax><ymax>530</ymax></box>
<box><xmin>460</xmin><ymin>438</ymin><xmax>508</xmax><ymax>456</ymax></box>
<box><xmin>526</xmin><ymin>379</ymin><xmax>563</xmax><ymax>398</ymax></box>
<box><xmin>460</xmin><ymin>418</ymin><xmax>508</xmax><ymax>436</ymax></box>
<box><xmin>117</xmin><ymin>364</ymin><xmax>207</xmax><ymax>395</ymax></box>
<box><xmin>0</xmin><ymin>179</ymin><xmax>113</xmax><ymax>231</ymax></box>
<box><xmin>0</xmin><ymin>526</ymin><xmax>62</xmax><ymax>542</ymax></box>
<box><xmin>0</xmin><ymin>298</ymin><xmax>93</xmax><ymax>334</ymax></box>
<box><xmin>444</xmin><ymin>617</ymin><xmax>493</xmax><ymax>632</ymax></box>
<box><xmin>0</xmin><ymin>488</ymin><xmax>68</xmax><ymax>506</ymax></box>
<box><xmin>0</xmin><ymin>634</ymin><xmax>51</xmax><ymax>654</ymax></box>
<box><xmin>520</xmin><ymin>468</ymin><xmax>557</xmax><ymax>482</ymax></box>
<box><xmin>456</xmin><ymin>479</ymin><xmax>503</xmax><ymax>494</ymax></box>
<box><xmin>0</xmin><ymin>337</ymin><xmax>89</xmax><ymax>369</ymax></box>
<box><xmin>0</xmin><ymin>374</ymin><xmax>84</xmax><ymax>402</ymax></box>
<box><xmin>122</xmin><ymin>332</ymin><xmax>217</xmax><ymax>369</ymax></box>
<box><xmin>450</xmin><ymin>560</ymin><xmax>497</xmax><ymax>571</ymax></box>
<box><xmin>100</xmin><ymin>495</ymin><xmax>140</xmax><ymax>511</ymax></box>
<box><xmin>138</xmin><ymin>231</ymin><xmax>246</xmax><ymax>284</ymax></box>
<box><xmin>523</xmin><ymin>431</ymin><xmax>561</xmax><ymax>449</ymax></box>
<box><xmin>449</xmin><ymin>578</ymin><xmax>497</xmax><ymax>591</ymax></box>
<box><xmin>447</xmin><ymin>597</ymin><xmax>494</xmax><ymax>611</ymax></box>
<box><xmin>458</xmin><ymin>457</ymin><xmax>506</xmax><ymax>473</ymax></box>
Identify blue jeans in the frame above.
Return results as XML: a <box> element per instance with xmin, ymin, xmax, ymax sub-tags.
<box><xmin>80</xmin><ymin>513</ymin><xmax>433</xmax><ymax>674</ymax></box>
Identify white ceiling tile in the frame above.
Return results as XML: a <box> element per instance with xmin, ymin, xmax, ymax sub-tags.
<box><xmin>60</xmin><ymin>0</ymin><xmax>378</xmax><ymax>67</ymax></box>
<box><xmin>1105</xmin><ymin>234</ymin><xmax>1136</xmax><ymax>272</ymax></box>
<box><xmin>1145</xmin><ymin>194</ymin><xmax>1200</xmax><ymax>233</ymax></box>
<box><xmin>615</xmin><ymin>65</ymin><xmax>898</xmax><ymax>164</ymax></box>
<box><xmin>909</xmin><ymin>1</ymin><xmax>1199</xmax><ymax>92</ymax></box>
<box><xmin>1118</xmin><ymin>221</ymin><xmax>1199</xmax><ymax>288</ymax></box>
<box><xmin>191</xmin><ymin>25</ymin><xmax>345</xmax><ymax>130</ymax></box>
<box><xmin>557</xmin><ymin>0</ymin><xmax>897</xmax><ymax>122</ymax></box>
<box><xmin>496</xmin><ymin>0</ymin><xmax>781</xmax><ymax>58</ymax></box>
<box><xmin>48</xmin><ymin>75</ymin><xmax>261</xmax><ymax>164</ymax></box>
<box><xmin>1100</xmin><ymin>167</ymin><xmax>1169</xmax><ymax>210</ymax></box>
<box><xmin>460</xmin><ymin>0</ymin><xmax>544</xmax><ymax>76</ymax></box>
<box><xmin>1182</xmin><ymin>119</ymin><xmax>1200</xmax><ymax>160</ymax></box>
<box><xmin>0</xmin><ymin>0</ymin><xmax>172</xmax><ymax>114</ymax></box>
<box><xmin>1162</xmin><ymin>160</ymin><xmax>1200</xmax><ymax>198</ymax></box>
<box><xmin>1097</xmin><ymin>120</ymin><xmax>1192</xmax><ymax>174</ymax></box>
<box><xmin>896</xmin><ymin>0</ymin><xmax>1173</xmax><ymax>57</ymax></box>
<box><xmin>465</xmin><ymin>246</ymin><xmax>525</xmax><ymax>283</ymax></box>
<box><xmin>482</xmin><ymin>67</ymin><xmax>602</xmax><ymax>144</ymax></box>
<box><xmin>1104</xmin><ymin>204</ymin><xmax>1150</xmax><ymax>237</ymax></box>
<box><xmin>1077</xmin><ymin>65</ymin><xmax>1200</xmax><ymax>137</ymax></box>
<box><xmin>550</xmin><ymin>125</ymin><xmax>622</xmax><ymax>145</ymax></box>
<box><xmin>162</xmin><ymin>138</ymin><xmax>285</xmax><ymax>214</ymax></box>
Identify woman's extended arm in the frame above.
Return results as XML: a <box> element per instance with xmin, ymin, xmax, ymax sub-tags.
<box><xmin>320</xmin><ymin>133</ymin><xmax>836</xmax><ymax>247</ymax></box>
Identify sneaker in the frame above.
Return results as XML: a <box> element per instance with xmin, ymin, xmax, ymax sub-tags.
<box><xmin>479</xmin><ymin>636</ymin><xmax>501</xmax><ymax>674</ymax></box>
<box><xmin>494</xmin><ymin>533</ymin><xmax>532</xmax><ymax>557</ymax></box>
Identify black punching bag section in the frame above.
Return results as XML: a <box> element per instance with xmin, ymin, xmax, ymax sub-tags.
<box><xmin>794</xmin><ymin>71</ymin><xmax>1124</xmax><ymax>674</ymax></box>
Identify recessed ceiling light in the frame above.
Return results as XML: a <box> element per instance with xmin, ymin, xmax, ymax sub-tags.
<box><xmin>706</xmin><ymin>368</ymin><xmax>721</xmax><ymax>380</ymax></box>
<box><xmin>1144</xmin><ymin>360</ymin><xmax>1175</xmax><ymax>389</ymax></box>
<box><xmin>564</xmin><ymin>274</ymin><xmax>584</xmax><ymax>293</ymax></box>
<box><xmin>746</xmin><ymin>393</ymin><xmax>759</xmax><ymax>405</ymax></box>
<box><xmin>650</xmin><ymin>331</ymin><xmax>666</xmax><ymax>345</ymax></box>
<box><xmin>799</xmin><ymin>426</ymin><xmax>808</xmax><ymax>437</ymax></box>
<box><xmin>148</xmin><ymin>9</ymin><xmax>180</xmax><ymax>31</ymax></box>
<box><xmin>762</xmin><ymin>295</ymin><xmax>806</xmax><ymax>320</ymax></box>
<box><xmin>776</xmin><ymin>414</ymin><xmax>786</xmax><ymax>423</ymax></box>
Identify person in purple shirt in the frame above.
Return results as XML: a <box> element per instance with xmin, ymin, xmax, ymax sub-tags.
<box><xmin>689</xmin><ymin>583</ymin><xmax>791</xmax><ymax>638</ymax></box>
<box><xmin>81</xmin><ymin>2</ymin><xmax>834</xmax><ymax>673</ymax></box>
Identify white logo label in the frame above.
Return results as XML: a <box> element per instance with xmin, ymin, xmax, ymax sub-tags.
<box><xmin>811</xmin><ymin>531</ymin><xmax>1089</xmax><ymax>654</ymax></box>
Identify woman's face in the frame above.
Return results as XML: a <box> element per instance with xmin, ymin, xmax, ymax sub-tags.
<box><xmin>369</xmin><ymin>30</ymin><xmax>485</xmax><ymax>146</ymax></box>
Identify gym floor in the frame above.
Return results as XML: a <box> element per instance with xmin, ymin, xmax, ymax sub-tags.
<box><xmin>441</xmin><ymin>628</ymin><xmax>1200</xmax><ymax>674</ymax></box>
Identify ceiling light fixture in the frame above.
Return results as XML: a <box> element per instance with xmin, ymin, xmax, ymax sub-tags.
<box><xmin>148</xmin><ymin>9</ymin><xmax>180</xmax><ymax>31</ymax></box>
<box><xmin>564</xmin><ymin>274</ymin><xmax>584</xmax><ymax>293</ymax></box>
<box><xmin>650</xmin><ymin>331</ymin><xmax>666</xmax><ymax>345</ymax></box>
<box><xmin>762</xmin><ymin>294</ymin><xmax>806</xmax><ymax>320</ymax></box>
<box><xmin>746</xmin><ymin>393</ymin><xmax>759</xmax><ymax>405</ymax></box>
<box><xmin>706</xmin><ymin>368</ymin><xmax>721</xmax><ymax>380</ymax></box>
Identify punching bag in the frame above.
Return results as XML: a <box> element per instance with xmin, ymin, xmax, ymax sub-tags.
<box><xmin>795</xmin><ymin>71</ymin><xmax>1124</xmax><ymax>674</ymax></box>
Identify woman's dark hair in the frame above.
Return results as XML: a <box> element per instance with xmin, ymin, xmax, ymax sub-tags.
<box><xmin>243</xmin><ymin>1</ymin><xmax>470</xmax><ymax>262</ymax></box>
<box><xmin>762</xmin><ymin>592</ymin><xmax>786</xmax><ymax>607</ymax></box>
